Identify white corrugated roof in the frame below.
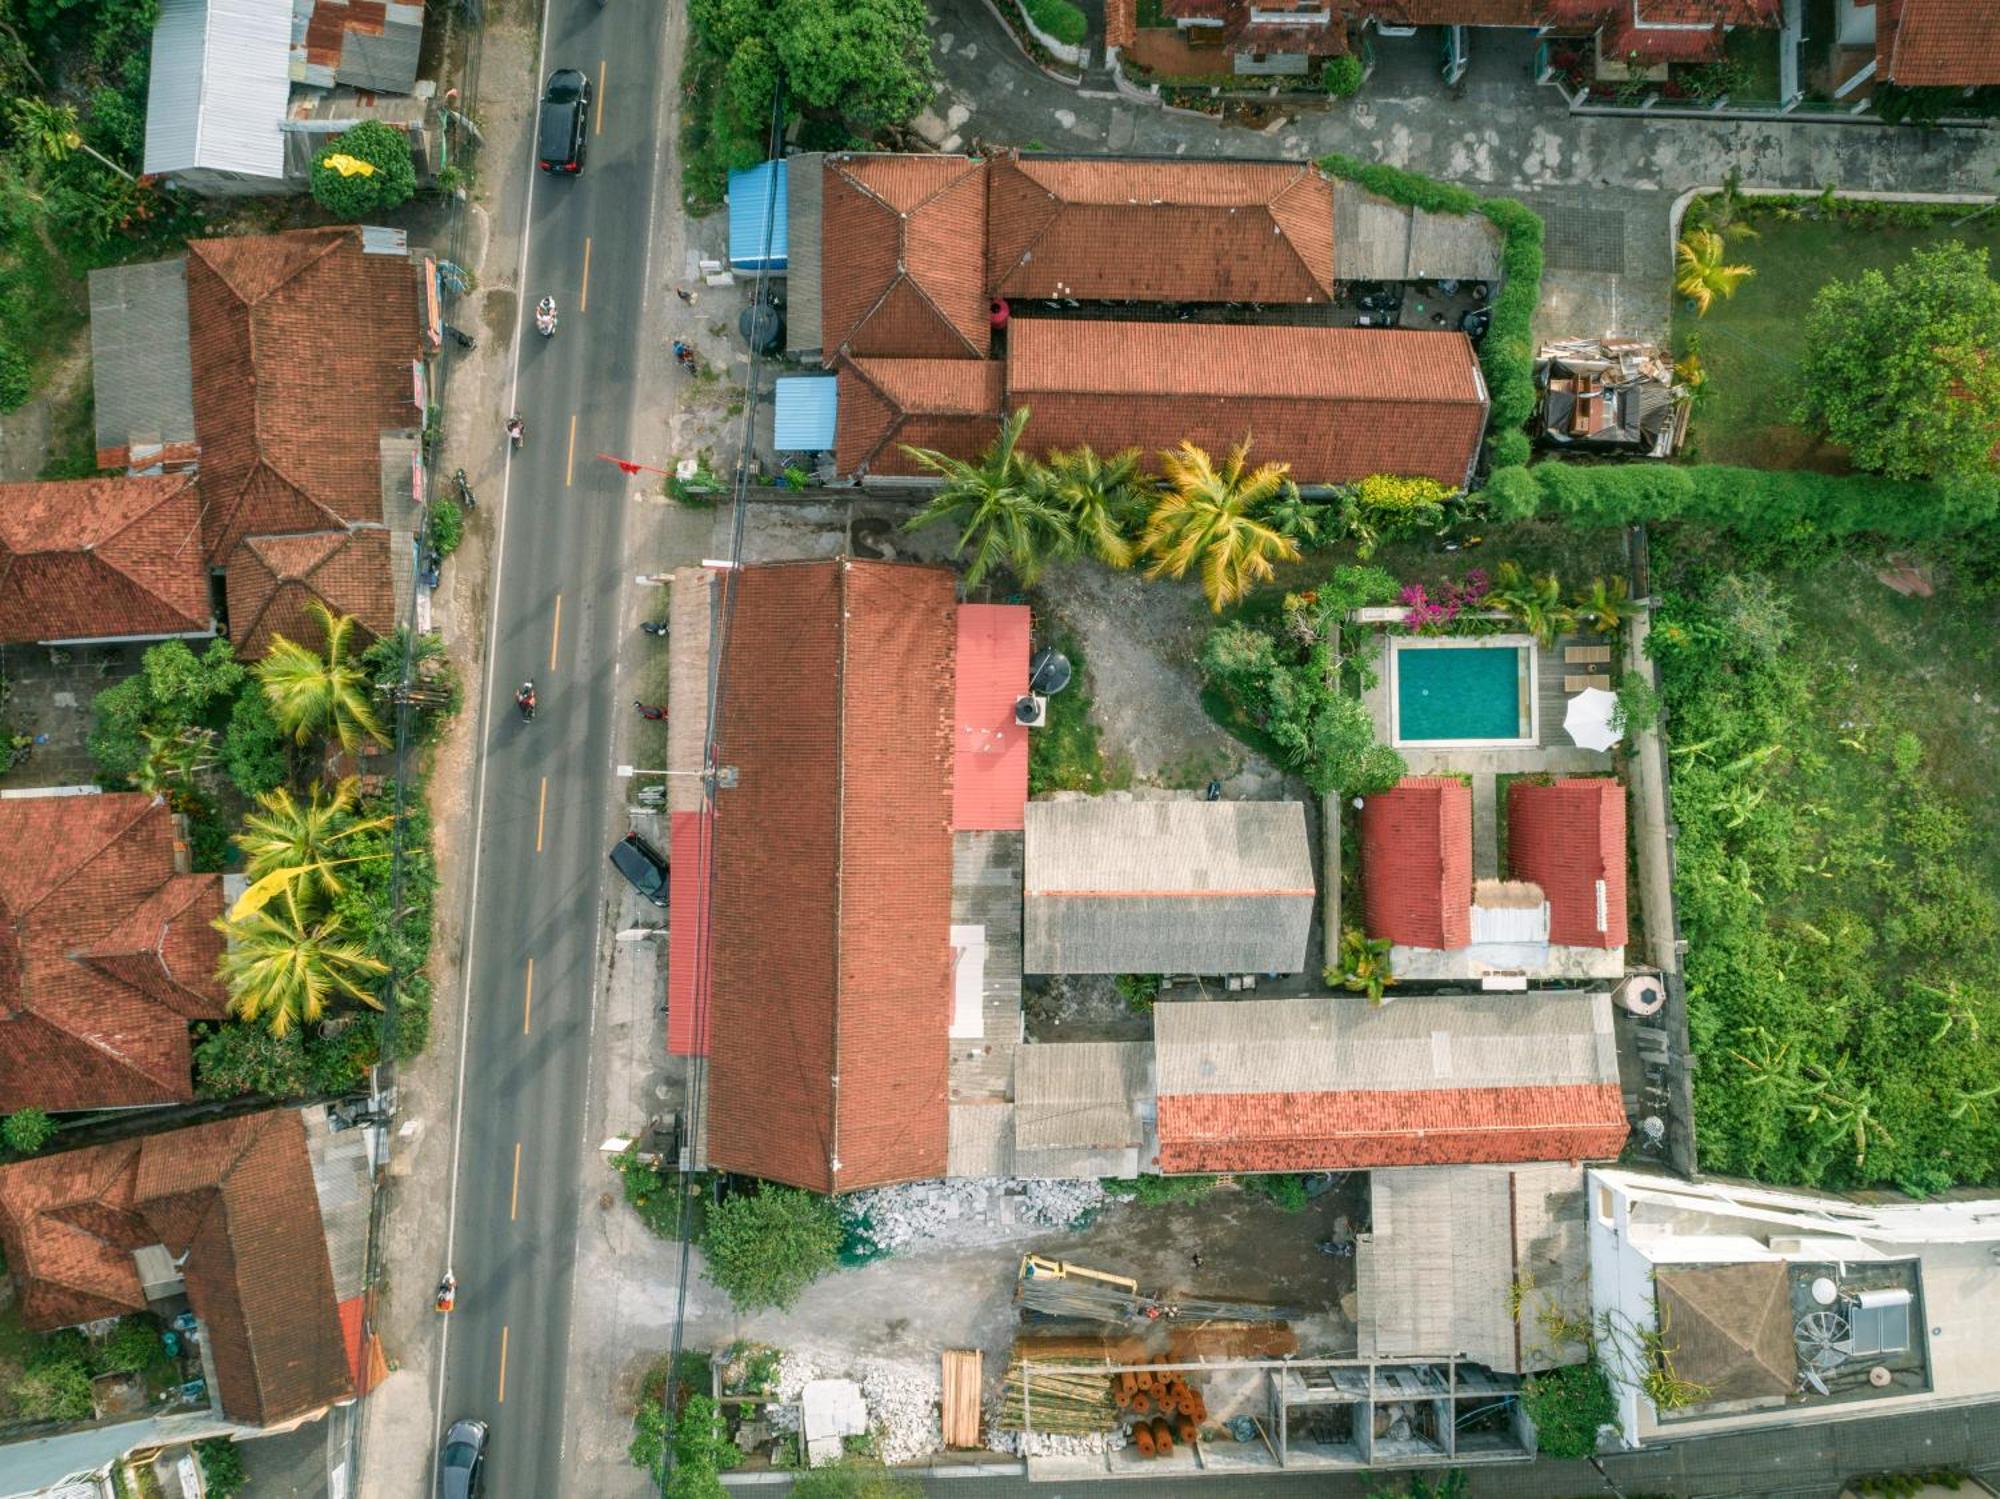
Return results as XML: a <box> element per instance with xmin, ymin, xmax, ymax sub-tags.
<box><xmin>1025</xmin><ymin>798</ymin><xmax>1314</xmax><ymax>895</ymax></box>
<box><xmin>145</xmin><ymin>0</ymin><xmax>291</xmax><ymax>180</ymax></box>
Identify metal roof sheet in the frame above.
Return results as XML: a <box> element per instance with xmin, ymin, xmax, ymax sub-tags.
<box><xmin>729</xmin><ymin>160</ymin><xmax>789</xmax><ymax>270</ymax></box>
<box><xmin>1015</xmin><ymin>1042</ymin><xmax>1150</xmax><ymax>1151</ymax></box>
<box><xmin>145</xmin><ymin>0</ymin><xmax>292</xmax><ymax>180</ymax></box>
<box><xmin>88</xmin><ymin>259</ymin><xmax>196</xmax><ymax>463</ymax></box>
<box><xmin>774</xmin><ymin>375</ymin><xmax>838</xmax><ymax>450</ymax></box>
<box><xmin>787</xmin><ymin>153</ymin><xmax>824</xmax><ymax>353</ymax></box>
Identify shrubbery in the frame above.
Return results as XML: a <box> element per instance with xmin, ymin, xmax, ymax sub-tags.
<box><xmin>196</xmin><ymin>1440</ymin><xmax>249</xmax><ymax>1499</ymax></box>
<box><xmin>630</xmin><ymin>1389</ymin><xmax>740</xmax><ymax>1496</ymax></box>
<box><xmin>700</xmin><ymin>1183</ymin><xmax>843</xmax><ymax>1311</ymax></box>
<box><xmin>0</xmin><ymin>341</ymin><xmax>29</xmax><ymax>412</ymax></box>
<box><xmin>8</xmin><ymin>1330</ymin><xmax>94</xmax><ymax>1421</ymax></box>
<box><xmin>1322</xmin><ymin>55</ymin><xmax>1363</xmax><ymax>97</ymax></box>
<box><xmin>1</xmin><ymin>1108</ymin><xmax>56</xmax><ymax>1154</ymax></box>
<box><xmin>1520</xmin><ymin>1360</ymin><xmax>1616</xmax><ymax>1458</ymax></box>
<box><xmin>310</xmin><ymin>120</ymin><xmax>417</xmax><ymax>219</ymax></box>
<box><xmin>1022</xmin><ymin>0</ymin><xmax>1087</xmax><ymax>46</ymax></box>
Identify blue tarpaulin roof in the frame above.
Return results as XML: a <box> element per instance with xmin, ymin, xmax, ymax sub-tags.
<box><xmin>727</xmin><ymin>161</ymin><xmax>788</xmax><ymax>271</ymax></box>
<box><xmin>774</xmin><ymin>376</ymin><xmax>837</xmax><ymax>451</ymax></box>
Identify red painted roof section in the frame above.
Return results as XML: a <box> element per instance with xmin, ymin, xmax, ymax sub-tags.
<box><xmin>705</xmin><ymin>561</ymin><xmax>957</xmax><ymax>1193</ymax></box>
<box><xmin>1507</xmin><ymin>777</ymin><xmax>1627</xmax><ymax>948</ymax></box>
<box><xmin>338</xmin><ymin>1294</ymin><xmax>367</xmax><ymax>1392</ymax></box>
<box><xmin>0</xmin><ymin>1111</ymin><xmax>353</xmax><ymax>1426</ymax></box>
<box><xmin>1361</xmin><ymin>777</ymin><xmax>1473</xmax><ymax>950</ymax></box>
<box><xmin>0</xmin><ymin>475</ymin><xmax>212</xmax><ymax>644</ymax></box>
<box><xmin>1155</xmin><ymin>1084</ymin><xmax>1630</xmax><ymax>1172</ymax></box>
<box><xmin>985</xmin><ymin>153</ymin><xmax>1337</xmax><ymax>304</ymax></box>
<box><xmin>953</xmin><ymin>605</ymin><xmax>1031</xmax><ymax>831</ymax></box>
<box><xmin>0</xmin><ymin>793</ymin><xmax>227</xmax><ymax>1112</ymax></box>
<box><xmin>1883</xmin><ymin>0</ymin><xmax>2000</xmax><ymax>84</ymax></box>
<box><xmin>666</xmin><ymin>808</ymin><xmax>714</xmax><ymax>1058</ymax></box>
<box><xmin>835</xmin><ymin>358</ymin><xmax>1006</xmax><ymax>478</ymax></box>
<box><xmin>1006</xmin><ymin>321</ymin><xmax>1487</xmax><ymax>488</ymax></box>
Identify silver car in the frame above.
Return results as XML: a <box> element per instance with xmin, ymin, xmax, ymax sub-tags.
<box><xmin>438</xmin><ymin>1417</ymin><xmax>487</xmax><ymax>1499</ymax></box>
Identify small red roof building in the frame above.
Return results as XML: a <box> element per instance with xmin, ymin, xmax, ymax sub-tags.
<box><xmin>1507</xmin><ymin>777</ymin><xmax>1628</xmax><ymax>949</ymax></box>
<box><xmin>1361</xmin><ymin>776</ymin><xmax>1474</xmax><ymax>950</ymax></box>
<box><xmin>0</xmin><ymin>475</ymin><xmax>212</xmax><ymax>645</ymax></box>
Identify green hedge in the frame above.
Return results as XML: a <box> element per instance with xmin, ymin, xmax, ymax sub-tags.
<box><xmin>1479</xmin><ymin>459</ymin><xmax>1997</xmax><ymax>541</ymax></box>
<box><xmin>1023</xmin><ymin>0</ymin><xmax>1088</xmax><ymax>45</ymax></box>
<box><xmin>1318</xmin><ymin>156</ymin><xmax>1544</xmax><ymax>466</ymax></box>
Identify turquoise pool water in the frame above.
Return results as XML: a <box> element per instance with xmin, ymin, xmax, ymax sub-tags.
<box><xmin>1396</xmin><ymin>643</ymin><xmax>1529</xmax><ymax>743</ymax></box>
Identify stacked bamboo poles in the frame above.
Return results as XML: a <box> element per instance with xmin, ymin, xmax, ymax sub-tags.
<box><xmin>995</xmin><ymin>1355</ymin><xmax>1121</xmax><ymax>1434</ymax></box>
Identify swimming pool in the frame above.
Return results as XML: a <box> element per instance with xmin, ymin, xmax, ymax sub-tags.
<box><xmin>1391</xmin><ymin>637</ymin><xmax>1536</xmax><ymax>747</ymax></box>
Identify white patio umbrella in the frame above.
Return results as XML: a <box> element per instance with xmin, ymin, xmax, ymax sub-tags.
<box><xmin>1563</xmin><ymin>686</ymin><xmax>1622</xmax><ymax>752</ymax></box>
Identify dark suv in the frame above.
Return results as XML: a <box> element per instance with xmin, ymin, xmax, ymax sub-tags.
<box><xmin>537</xmin><ymin>68</ymin><xmax>591</xmax><ymax>174</ymax></box>
<box><xmin>609</xmin><ymin>831</ymin><xmax>669</xmax><ymax>906</ymax></box>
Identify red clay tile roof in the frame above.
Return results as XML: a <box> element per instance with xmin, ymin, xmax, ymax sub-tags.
<box><xmin>1362</xmin><ymin>776</ymin><xmax>1473</xmax><ymax>949</ymax></box>
<box><xmin>1005</xmin><ymin>320</ymin><xmax>1487</xmax><ymax>487</ymax></box>
<box><xmin>184</xmin><ymin>228</ymin><xmax>422</xmax><ymax>567</ymax></box>
<box><xmin>986</xmin><ymin>154</ymin><xmax>1337</xmax><ymax>304</ymax></box>
<box><xmin>1155</xmin><ymin>1084</ymin><xmax>1630</xmax><ymax>1171</ymax></box>
<box><xmin>1602</xmin><ymin>14</ymin><xmax>1726</xmax><ymax>58</ymax></box>
<box><xmin>705</xmin><ymin>560</ymin><xmax>957</xmax><ymax>1193</ymax></box>
<box><xmin>667</xmin><ymin>808</ymin><xmax>714</xmax><ymax>1058</ymax></box>
<box><xmin>953</xmin><ymin>604</ymin><xmax>1031</xmax><ymax>831</ymax></box>
<box><xmin>224</xmin><ymin>528</ymin><xmax>396</xmax><ymax>659</ymax></box>
<box><xmin>1355</xmin><ymin>0</ymin><xmax>1541</xmax><ymax>22</ymax></box>
<box><xmin>1106</xmin><ymin>0</ymin><xmax>1137</xmax><ymax>47</ymax></box>
<box><xmin>0</xmin><ymin>475</ymin><xmax>212</xmax><ymax>644</ymax></box>
<box><xmin>1882</xmin><ymin>0</ymin><xmax>2000</xmax><ymax>84</ymax></box>
<box><xmin>0</xmin><ymin>1110</ymin><xmax>354</xmax><ymax>1426</ymax></box>
<box><xmin>1507</xmin><ymin>777</ymin><xmax>1628</xmax><ymax>948</ymax></box>
<box><xmin>835</xmin><ymin>358</ymin><xmax>1006</xmax><ymax>477</ymax></box>
<box><xmin>820</xmin><ymin>157</ymin><xmax>990</xmax><ymax>361</ymax></box>
<box><xmin>0</xmin><ymin>793</ymin><xmax>226</xmax><ymax>1113</ymax></box>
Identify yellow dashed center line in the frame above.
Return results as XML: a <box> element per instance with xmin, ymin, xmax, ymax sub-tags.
<box><xmin>580</xmin><ymin>237</ymin><xmax>592</xmax><ymax>312</ymax></box>
<box><xmin>548</xmin><ymin>593</ymin><xmax>563</xmax><ymax>673</ymax></box>
<box><xmin>596</xmin><ymin>60</ymin><xmax>606</xmax><ymax>136</ymax></box>
<box><xmin>565</xmin><ymin>414</ymin><xmax>577</xmax><ymax>487</ymax></box>
<box><xmin>511</xmin><ymin>1140</ymin><xmax>523</xmax><ymax>1221</ymax></box>
<box><xmin>523</xmin><ymin>958</ymin><xmax>534</xmax><ymax>1035</ymax></box>
<box><xmin>536</xmin><ymin>776</ymin><xmax>548</xmax><ymax>853</ymax></box>
<box><xmin>497</xmin><ymin>1326</ymin><xmax>509</xmax><ymax>1403</ymax></box>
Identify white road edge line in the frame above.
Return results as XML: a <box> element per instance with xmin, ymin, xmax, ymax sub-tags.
<box><xmin>428</xmin><ymin>0</ymin><xmax>554</xmax><ymax>1484</ymax></box>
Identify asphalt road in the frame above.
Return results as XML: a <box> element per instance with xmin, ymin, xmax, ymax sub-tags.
<box><xmin>431</xmin><ymin>2</ymin><xmax>671</xmax><ymax>1495</ymax></box>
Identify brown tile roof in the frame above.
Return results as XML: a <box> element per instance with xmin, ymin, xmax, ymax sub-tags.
<box><xmin>1507</xmin><ymin>777</ymin><xmax>1628</xmax><ymax>949</ymax></box>
<box><xmin>0</xmin><ymin>475</ymin><xmax>212</xmax><ymax>644</ymax></box>
<box><xmin>1006</xmin><ymin>319</ymin><xmax>1487</xmax><ymax>488</ymax></box>
<box><xmin>1882</xmin><ymin>0</ymin><xmax>2000</xmax><ymax>84</ymax></box>
<box><xmin>1155</xmin><ymin>1083</ymin><xmax>1631</xmax><ymax>1172</ymax></box>
<box><xmin>1106</xmin><ymin>0</ymin><xmax>1137</xmax><ymax>47</ymax></box>
<box><xmin>0</xmin><ymin>793</ymin><xmax>226</xmax><ymax>1113</ymax></box>
<box><xmin>1362</xmin><ymin>776</ymin><xmax>1474</xmax><ymax>949</ymax></box>
<box><xmin>0</xmin><ymin>1110</ymin><xmax>354</xmax><ymax>1426</ymax></box>
<box><xmin>1355</xmin><ymin>0</ymin><xmax>1540</xmax><ymax>22</ymax></box>
<box><xmin>705</xmin><ymin>560</ymin><xmax>957</xmax><ymax>1193</ymax></box>
<box><xmin>835</xmin><ymin>358</ymin><xmax>1006</xmax><ymax>477</ymax></box>
<box><xmin>986</xmin><ymin>154</ymin><xmax>1337</xmax><ymax>304</ymax></box>
<box><xmin>821</xmin><ymin>156</ymin><xmax>990</xmax><ymax>361</ymax></box>
<box><xmin>184</xmin><ymin>228</ymin><xmax>422</xmax><ymax>566</ymax></box>
<box><xmin>225</xmin><ymin>528</ymin><xmax>396</xmax><ymax>659</ymax></box>
<box><xmin>1602</xmin><ymin>14</ymin><xmax>1726</xmax><ymax>58</ymax></box>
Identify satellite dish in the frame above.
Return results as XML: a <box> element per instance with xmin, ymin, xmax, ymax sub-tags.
<box><xmin>1811</xmin><ymin>1277</ymin><xmax>1838</xmax><ymax>1307</ymax></box>
<box><xmin>1029</xmin><ymin>647</ymin><xmax>1072</xmax><ymax>696</ymax></box>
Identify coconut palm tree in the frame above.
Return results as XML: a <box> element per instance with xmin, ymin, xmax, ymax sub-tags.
<box><xmin>902</xmin><ymin>408</ymin><xmax>1072</xmax><ymax>587</ymax></box>
<box><xmin>1571</xmin><ymin>575</ymin><xmax>1641</xmax><ymax>634</ymax></box>
<box><xmin>1674</xmin><ymin>229</ymin><xmax>1754</xmax><ymax>316</ymax></box>
<box><xmin>231</xmin><ymin>778</ymin><xmax>393</xmax><ymax>920</ymax></box>
<box><xmin>258</xmin><ymin>601</ymin><xmax>388</xmax><ymax>753</ymax></box>
<box><xmin>213</xmin><ymin>886</ymin><xmax>388</xmax><ymax>1038</ymax></box>
<box><xmin>1140</xmin><ymin>439</ymin><xmax>1301</xmax><ymax>612</ymax></box>
<box><xmin>9</xmin><ymin>97</ymin><xmax>135</xmax><ymax>182</ymax></box>
<box><xmin>1043</xmin><ymin>444</ymin><xmax>1146</xmax><ymax>569</ymax></box>
<box><xmin>1481</xmin><ymin>561</ymin><xmax>1573</xmax><ymax>646</ymax></box>
<box><xmin>1331</xmin><ymin>929</ymin><xmax>1397</xmax><ymax>1005</ymax></box>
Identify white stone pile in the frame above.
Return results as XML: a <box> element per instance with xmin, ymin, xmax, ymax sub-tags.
<box><xmin>985</xmin><ymin>1427</ymin><xmax>1126</xmax><ymax>1457</ymax></box>
<box><xmin>842</xmin><ymin>1179</ymin><xmax>996</xmax><ymax>1253</ymax></box>
<box><xmin>1017</xmin><ymin>1177</ymin><xmax>1105</xmax><ymax>1229</ymax></box>
<box><xmin>859</xmin><ymin>1362</ymin><xmax>943</xmax><ymax>1464</ymax></box>
<box><xmin>765</xmin><ymin>1350</ymin><xmax>820</xmax><ymax>1436</ymax></box>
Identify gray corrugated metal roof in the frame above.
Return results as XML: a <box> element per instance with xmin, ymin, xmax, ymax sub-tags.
<box><xmin>1153</xmin><ymin>991</ymin><xmax>1618</xmax><ymax>1097</ymax></box>
<box><xmin>1356</xmin><ymin>1163</ymin><xmax>1587</xmax><ymax>1374</ymax></box>
<box><xmin>947</xmin><ymin>1103</ymin><xmax>1014</xmax><ymax>1177</ymax></box>
<box><xmin>1407</xmin><ymin>206</ymin><xmax>1503</xmax><ymax>282</ymax></box>
<box><xmin>1015</xmin><ymin>1042</ymin><xmax>1149</xmax><ymax>1150</ymax></box>
<box><xmin>1331</xmin><ymin>180</ymin><xmax>1502</xmax><ymax>283</ymax></box>
<box><xmin>89</xmin><ymin>258</ymin><xmax>195</xmax><ymax>460</ymax></box>
<box><xmin>786</xmin><ymin>153</ymin><xmax>823</xmax><ymax>355</ymax></box>
<box><xmin>1024</xmin><ymin>799</ymin><xmax>1315</xmax><ymax>974</ymax></box>
<box><xmin>333</xmin><ymin>17</ymin><xmax>422</xmax><ymax>93</ymax></box>
<box><xmin>381</xmin><ymin>432</ymin><xmax>419</xmax><ymax>623</ymax></box>
<box><xmin>301</xmin><ymin>1104</ymin><xmax>373</xmax><ymax>1300</ymax></box>
<box><xmin>145</xmin><ymin>0</ymin><xmax>292</xmax><ymax>180</ymax></box>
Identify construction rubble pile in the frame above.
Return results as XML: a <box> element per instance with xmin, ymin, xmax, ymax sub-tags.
<box><xmin>758</xmin><ymin>1350</ymin><xmax>945</xmax><ymax>1466</ymax></box>
<box><xmin>841</xmin><ymin>1177</ymin><xmax>1104</xmax><ymax>1255</ymax></box>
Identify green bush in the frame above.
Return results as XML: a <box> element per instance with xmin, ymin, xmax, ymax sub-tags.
<box><xmin>700</xmin><ymin>1183</ymin><xmax>843</xmax><ymax>1311</ymax></box>
<box><xmin>1249</xmin><ymin>1173</ymin><xmax>1310</xmax><ymax>1211</ymax></box>
<box><xmin>790</xmin><ymin>1461</ymin><xmax>925</xmax><ymax>1499</ymax></box>
<box><xmin>1481</xmin><ymin>459</ymin><xmax>1993</xmax><ymax>541</ymax></box>
<box><xmin>91</xmin><ymin>1316</ymin><xmax>169</xmax><ymax>1378</ymax></box>
<box><xmin>10</xmin><ymin>1332</ymin><xmax>94</xmax><ymax>1421</ymax></box>
<box><xmin>87</xmin><ymin>638</ymin><xmax>245</xmax><ymax>787</ymax></box>
<box><xmin>0</xmin><ymin>341</ymin><xmax>29</xmax><ymax>413</ymax></box>
<box><xmin>1022</xmin><ymin>0</ymin><xmax>1087</xmax><ymax>45</ymax></box>
<box><xmin>223</xmin><ymin>686</ymin><xmax>287</xmax><ymax>797</ymax></box>
<box><xmin>196</xmin><ymin>1440</ymin><xmax>248</xmax><ymax>1499</ymax></box>
<box><xmin>1316</xmin><ymin>157</ymin><xmax>1543</xmax><ymax>462</ymax></box>
<box><xmin>613</xmin><ymin>1147</ymin><xmax>687</xmax><ymax>1238</ymax></box>
<box><xmin>1612</xmin><ymin>669</ymin><xmax>1659</xmax><ymax>734</ymax></box>
<box><xmin>1322</xmin><ymin>54</ymin><xmax>1363</xmax><ymax>97</ymax></box>
<box><xmin>631</xmin><ymin>1390</ymin><xmax>741</xmax><ymax>1494</ymax></box>
<box><xmin>1106</xmin><ymin>1173</ymin><xmax>1217</xmax><ymax>1204</ymax></box>
<box><xmin>1</xmin><ymin>1108</ymin><xmax>57</xmax><ymax>1154</ymax></box>
<box><xmin>1114</xmin><ymin>973</ymin><xmax>1163</xmax><ymax>1013</ymax></box>
<box><xmin>310</xmin><ymin>120</ymin><xmax>417</xmax><ymax>219</ymax></box>
<box><xmin>428</xmin><ymin>495</ymin><xmax>464</xmax><ymax>557</ymax></box>
<box><xmin>1521</xmin><ymin>1360</ymin><xmax>1617</xmax><ymax>1458</ymax></box>
<box><xmin>1488</xmin><ymin>428</ymin><xmax>1532</xmax><ymax>469</ymax></box>
<box><xmin>193</xmin><ymin>1023</ymin><xmax>311</xmax><ymax>1098</ymax></box>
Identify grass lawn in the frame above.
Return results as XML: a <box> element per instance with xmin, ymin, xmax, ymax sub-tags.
<box><xmin>1671</xmin><ymin>209</ymin><xmax>2000</xmax><ymax>470</ymax></box>
<box><xmin>1722</xmin><ymin>27</ymin><xmax>1783</xmax><ymax>102</ymax></box>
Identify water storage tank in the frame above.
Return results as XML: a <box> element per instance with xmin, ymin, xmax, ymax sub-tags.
<box><xmin>1620</xmin><ymin>975</ymin><xmax>1666</xmax><ymax>1017</ymax></box>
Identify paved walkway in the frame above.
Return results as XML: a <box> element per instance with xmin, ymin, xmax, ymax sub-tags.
<box><xmin>922</xmin><ymin>1</ymin><xmax>2000</xmax><ymax>340</ymax></box>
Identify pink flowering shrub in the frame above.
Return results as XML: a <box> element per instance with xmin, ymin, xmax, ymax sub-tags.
<box><xmin>1399</xmin><ymin>569</ymin><xmax>1489</xmax><ymax>633</ymax></box>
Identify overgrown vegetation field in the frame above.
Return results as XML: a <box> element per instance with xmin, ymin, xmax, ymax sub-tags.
<box><xmin>1653</xmin><ymin>541</ymin><xmax>2000</xmax><ymax>1191</ymax></box>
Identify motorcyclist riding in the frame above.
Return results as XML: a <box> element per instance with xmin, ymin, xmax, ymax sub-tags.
<box><xmin>535</xmin><ymin>296</ymin><xmax>558</xmax><ymax>336</ymax></box>
<box><xmin>517</xmin><ymin>681</ymin><xmax>537</xmax><ymax>721</ymax></box>
<box><xmin>435</xmin><ymin>1272</ymin><xmax>456</xmax><ymax>1313</ymax></box>
<box><xmin>506</xmin><ymin>415</ymin><xmax>524</xmax><ymax>448</ymax></box>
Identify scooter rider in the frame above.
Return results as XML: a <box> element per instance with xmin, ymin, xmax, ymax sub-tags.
<box><xmin>535</xmin><ymin>296</ymin><xmax>558</xmax><ymax>336</ymax></box>
<box><xmin>516</xmin><ymin>681</ymin><xmax>537</xmax><ymax>720</ymax></box>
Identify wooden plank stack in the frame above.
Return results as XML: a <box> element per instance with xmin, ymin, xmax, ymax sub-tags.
<box><xmin>941</xmin><ymin>1350</ymin><xmax>982</xmax><ymax>1448</ymax></box>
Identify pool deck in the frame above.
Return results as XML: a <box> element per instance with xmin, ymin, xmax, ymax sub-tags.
<box><xmin>1362</xmin><ymin>630</ymin><xmax>1620</xmax><ymax>778</ymax></box>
